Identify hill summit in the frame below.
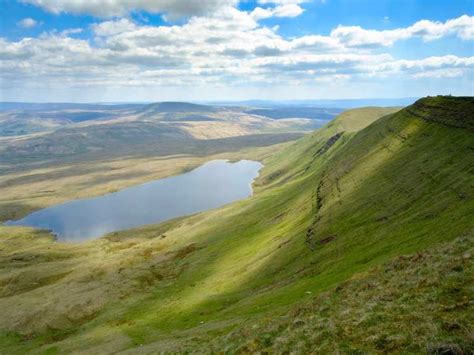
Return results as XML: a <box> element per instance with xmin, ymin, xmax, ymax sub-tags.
<box><xmin>139</xmin><ymin>101</ymin><xmax>216</xmax><ymax>114</ymax></box>
<box><xmin>406</xmin><ymin>96</ymin><xmax>474</xmax><ymax>130</ymax></box>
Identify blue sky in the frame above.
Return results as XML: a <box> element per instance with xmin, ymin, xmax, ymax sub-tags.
<box><xmin>0</xmin><ymin>0</ymin><xmax>473</xmax><ymax>102</ymax></box>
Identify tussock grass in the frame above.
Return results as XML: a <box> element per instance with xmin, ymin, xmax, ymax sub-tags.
<box><xmin>163</xmin><ymin>236</ymin><xmax>473</xmax><ymax>353</ymax></box>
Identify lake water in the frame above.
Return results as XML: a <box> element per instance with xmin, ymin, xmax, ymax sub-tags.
<box><xmin>6</xmin><ymin>160</ymin><xmax>262</xmax><ymax>242</ymax></box>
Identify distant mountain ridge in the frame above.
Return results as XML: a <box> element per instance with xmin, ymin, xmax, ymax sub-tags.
<box><xmin>0</xmin><ymin>97</ymin><xmax>418</xmax><ymax>112</ymax></box>
<box><xmin>0</xmin><ymin>101</ymin><xmax>345</xmax><ymax>142</ymax></box>
<box><xmin>208</xmin><ymin>97</ymin><xmax>419</xmax><ymax>108</ymax></box>
<box><xmin>138</xmin><ymin>102</ymin><xmax>217</xmax><ymax>114</ymax></box>
<box><xmin>0</xmin><ymin>102</ymin><xmax>144</xmax><ymax>111</ymax></box>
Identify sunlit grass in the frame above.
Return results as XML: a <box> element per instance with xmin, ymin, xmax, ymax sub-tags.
<box><xmin>0</xmin><ymin>99</ymin><xmax>472</xmax><ymax>352</ymax></box>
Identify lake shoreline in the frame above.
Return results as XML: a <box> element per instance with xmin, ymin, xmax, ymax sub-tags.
<box><xmin>5</xmin><ymin>159</ymin><xmax>263</xmax><ymax>242</ymax></box>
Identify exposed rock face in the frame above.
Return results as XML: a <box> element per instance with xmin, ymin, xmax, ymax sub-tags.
<box><xmin>406</xmin><ymin>96</ymin><xmax>474</xmax><ymax>131</ymax></box>
<box><xmin>315</xmin><ymin>132</ymin><xmax>344</xmax><ymax>156</ymax></box>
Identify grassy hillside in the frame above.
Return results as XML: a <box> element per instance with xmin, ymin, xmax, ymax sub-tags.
<box><xmin>0</xmin><ymin>102</ymin><xmax>334</xmax><ymax>152</ymax></box>
<box><xmin>176</xmin><ymin>236</ymin><xmax>473</xmax><ymax>353</ymax></box>
<box><xmin>0</xmin><ymin>98</ymin><xmax>472</xmax><ymax>353</ymax></box>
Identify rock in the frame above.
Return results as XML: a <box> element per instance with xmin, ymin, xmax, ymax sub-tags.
<box><xmin>319</xmin><ymin>235</ymin><xmax>336</xmax><ymax>244</ymax></box>
<box><xmin>426</xmin><ymin>343</ymin><xmax>464</xmax><ymax>354</ymax></box>
<box><xmin>315</xmin><ymin>132</ymin><xmax>344</xmax><ymax>156</ymax></box>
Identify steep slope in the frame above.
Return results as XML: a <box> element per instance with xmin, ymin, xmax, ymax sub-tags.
<box><xmin>0</xmin><ymin>97</ymin><xmax>472</xmax><ymax>353</ymax></box>
<box><xmin>323</xmin><ymin>106</ymin><xmax>402</xmax><ymax>133</ymax></box>
<box><xmin>405</xmin><ymin>95</ymin><xmax>474</xmax><ymax>130</ymax></box>
<box><xmin>142</xmin><ymin>236</ymin><xmax>474</xmax><ymax>353</ymax></box>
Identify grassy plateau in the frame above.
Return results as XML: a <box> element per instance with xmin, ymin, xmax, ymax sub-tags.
<box><xmin>0</xmin><ymin>97</ymin><xmax>472</xmax><ymax>353</ymax></box>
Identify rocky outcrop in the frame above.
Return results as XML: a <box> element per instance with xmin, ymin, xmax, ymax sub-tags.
<box><xmin>406</xmin><ymin>96</ymin><xmax>474</xmax><ymax>131</ymax></box>
<box><xmin>315</xmin><ymin>132</ymin><xmax>344</xmax><ymax>156</ymax></box>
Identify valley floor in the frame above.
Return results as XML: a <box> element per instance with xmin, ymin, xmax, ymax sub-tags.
<box><xmin>0</xmin><ymin>136</ymin><xmax>295</xmax><ymax>222</ymax></box>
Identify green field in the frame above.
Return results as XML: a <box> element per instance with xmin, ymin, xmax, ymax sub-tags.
<box><xmin>0</xmin><ymin>97</ymin><xmax>472</xmax><ymax>353</ymax></box>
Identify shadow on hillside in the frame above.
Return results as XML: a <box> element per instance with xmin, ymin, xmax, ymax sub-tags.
<box><xmin>119</xmin><ymin>110</ymin><xmax>474</xmax><ymax>339</ymax></box>
<box><xmin>5</xmin><ymin>110</ymin><xmax>473</xmax><ymax>351</ymax></box>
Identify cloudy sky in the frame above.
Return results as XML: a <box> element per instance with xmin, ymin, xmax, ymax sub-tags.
<box><xmin>0</xmin><ymin>0</ymin><xmax>473</xmax><ymax>102</ymax></box>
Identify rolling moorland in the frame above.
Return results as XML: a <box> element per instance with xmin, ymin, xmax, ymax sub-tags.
<box><xmin>0</xmin><ymin>102</ymin><xmax>342</xmax><ymax>168</ymax></box>
<box><xmin>0</xmin><ymin>96</ymin><xmax>472</xmax><ymax>353</ymax></box>
<box><xmin>0</xmin><ymin>102</ymin><xmax>352</xmax><ymax>221</ymax></box>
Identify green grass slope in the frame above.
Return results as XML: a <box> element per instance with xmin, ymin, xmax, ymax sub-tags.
<box><xmin>156</xmin><ymin>236</ymin><xmax>474</xmax><ymax>353</ymax></box>
<box><xmin>323</xmin><ymin>106</ymin><xmax>401</xmax><ymax>133</ymax></box>
<box><xmin>0</xmin><ymin>99</ymin><xmax>472</xmax><ymax>353</ymax></box>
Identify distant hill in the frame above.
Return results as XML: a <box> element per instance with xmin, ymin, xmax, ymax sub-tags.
<box><xmin>0</xmin><ymin>101</ymin><xmax>341</xmax><ymax>152</ymax></box>
<box><xmin>138</xmin><ymin>102</ymin><xmax>217</xmax><ymax>115</ymax></box>
<box><xmin>1</xmin><ymin>97</ymin><xmax>471</xmax><ymax>353</ymax></box>
<box><xmin>0</xmin><ymin>102</ymin><xmax>143</xmax><ymax>111</ymax></box>
<box><xmin>245</xmin><ymin>107</ymin><xmax>344</xmax><ymax>120</ymax></box>
<box><xmin>323</xmin><ymin>106</ymin><xmax>401</xmax><ymax>133</ymax></box>
<box><xmin>210</xmin><ymin>97</ymin><xmax>418</xmax><ymax>108</ymax></box>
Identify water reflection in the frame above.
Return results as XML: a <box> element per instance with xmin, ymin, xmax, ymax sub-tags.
<box><xmin>6</xmin><ymin>160</ymin><xmax>262</xmax><ymax>242</ymax></box>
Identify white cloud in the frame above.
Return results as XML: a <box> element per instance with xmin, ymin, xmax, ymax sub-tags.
<box><xmin>291</xmin><ymin>35</ymin><xmax>342</xmax><ymax>51</ymax></box>
<box><xmin>331</xmin><ymin>15</ymin><xmax>474</xmax><ymax>47</ymax></box>
<box><xmin>1</xmin><ymin>10</ymin><xmax>473</xmax><ymax>99</ymax></box>
<box><xmin>412</xmin><ymin>68</ymin><xmax>466</xmax><ymax>79</ymax></box>
<box><xmin>17</xmin><ymin>17</ymin><xmax>38</xmax><ymax>28</ymax></box>
<box><xmin>408</xmin><ymin>15</ymin><xmax>474</xmax><ymax>41</ymax></box>
<box><xmin>21</xmin><ymin>0</ymin><xmax>237</xmax><ymax>19</ymax></box>
<box><xmin>380</xmin><ymin>55</ymin><xmax>474</xmax><ymax>73</ymax></box>
<box><xmin>93</xmin><ymin>19</ymin><xmax>137</xmax><ymax>36</ymax></box>
<box><xmin>273</xmin><ymin>4</ymin><xmax>304</xmax><ymax>17</ymax></box>
<box><xmin>250</xmin><ymin>7</ymin><xmax>274</xmax><ymax>20</ymax></box>
<box><xmin>251</xmin><ymin>4</ymin><xmax>304</xmax><ymax>19</ymax></box>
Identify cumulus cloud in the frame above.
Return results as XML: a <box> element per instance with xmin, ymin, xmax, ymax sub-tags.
<box><xmin>252</xmin><ymin>3</ymin><xmax>304</xmax><ymax>19</ymax></box>
<box><xmin>409</xmin><ymin>15</ymin><xmax>474</xmax><ymax>40</ymax></box>
<box><xmin>380</xmin><ymin>55</ymin><xmax>474</xmax><ymax>73</ymax></box>
<box><xmin>291</xmin><ymin>35</ymin><xmax>342</xmax><ymax>51</ymax></box>
<box><xmin>1</xmin><ymin>10</ymin><xmax>473</xmax><ymax>97</ymax></box>
<box><xmin>412</xmin><ymin>68</ymin><xmax>466</xmax><ymax>79</ymax></box>
<box><xmin>92</xmin><ymin>18</ymin><xmax>137</xmax><ymax>36</ymax></box>
<box><xmin>21</xmin><ymin>0</ymin><xmax>237</xmax><ymax>19</ymax></box>
<box><xmin>273</xmin><ymin>4</ymin><xmax>304</xmax><ymax>17</ymax></box>
<box><xmin>17</xmin><ymin>17</ymin><xmax>38</xmax><ymax>28</ymax></box>
<box><xmin>332</xmin><ymin>15</ymin><xmax>474</xmax><ymax>47</ymax></box>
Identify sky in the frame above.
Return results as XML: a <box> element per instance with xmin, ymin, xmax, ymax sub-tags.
<box><xmin>0</xmin><ymin>0</ymin><xmax>473</xmax><ymax>102</ymax></box>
